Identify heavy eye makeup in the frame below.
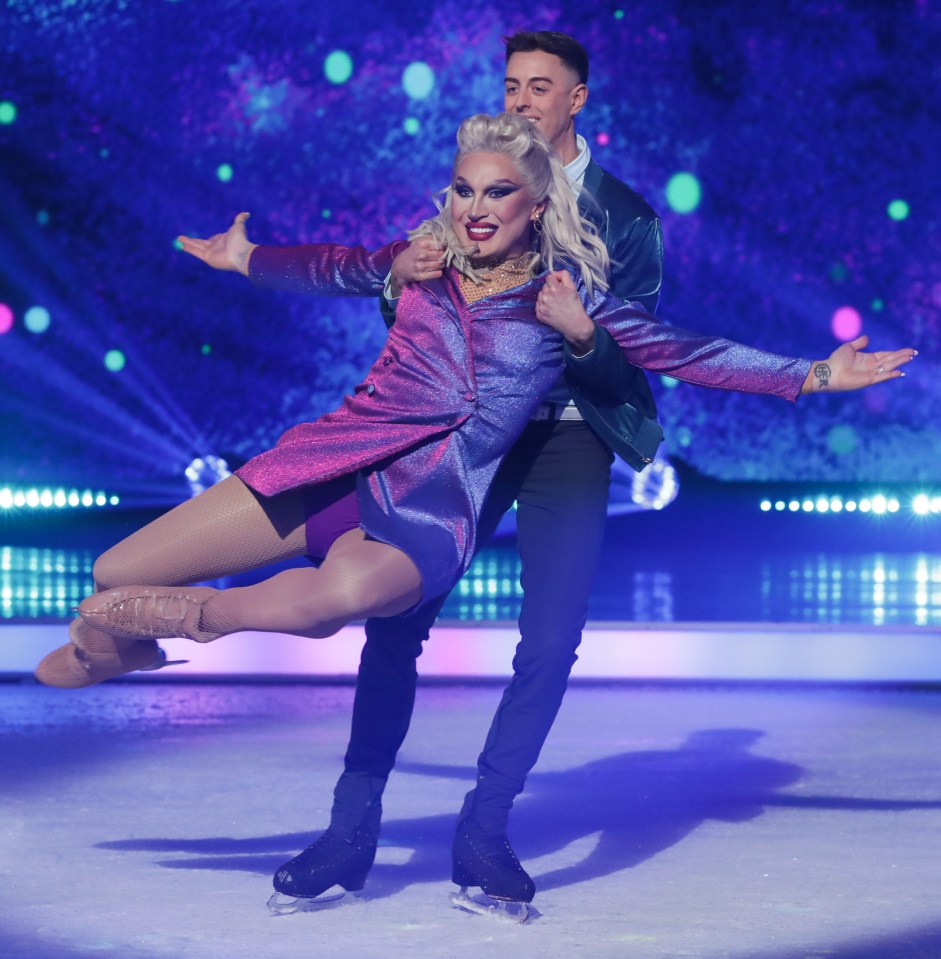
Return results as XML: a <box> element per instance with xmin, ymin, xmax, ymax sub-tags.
<box><xmin>453</xmin><ymin>177</ymin><xmax>522</xmax><ymax>200</ymax></box>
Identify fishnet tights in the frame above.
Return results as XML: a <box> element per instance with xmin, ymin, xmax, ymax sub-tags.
<box><xmin>92</xmin><ymin>476</ymin><xmax>422</xmax><ymax>640</ymax></box>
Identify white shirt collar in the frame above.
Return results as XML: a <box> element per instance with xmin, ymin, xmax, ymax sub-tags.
<box><xmin>564</xmin><ymin>134</ymin><xmax>591</xmax><ymax>195</ymax></box>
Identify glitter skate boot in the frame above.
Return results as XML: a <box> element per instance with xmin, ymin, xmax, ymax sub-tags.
<box><xmin>79</xmin><ymin>586</ymin><xmax>219</xmax><ymax>643</ymax></box>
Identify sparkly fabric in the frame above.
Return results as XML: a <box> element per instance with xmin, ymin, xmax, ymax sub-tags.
<box><xmin>459</xmin><ymin>254</ymin><xmax>537</xmax><ymax>304</ymax></box>
<box><xmin>239</xmin><ymin>243</ymin><xmax>810</xmax><ymax>602</ymax></box>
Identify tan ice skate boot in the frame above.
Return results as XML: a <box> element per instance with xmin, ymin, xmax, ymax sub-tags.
<box><xmin>34</xmin><ymin>618</ymin><xmax>166</xmax><ymax>688</ymax></box>
<box><xmin>79</xmin><ymin>586</ymin><xmax>220</xmax><ymax>643</ymax></box>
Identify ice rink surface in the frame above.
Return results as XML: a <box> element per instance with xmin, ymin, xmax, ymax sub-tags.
<box><xmin>3</xmin><ymin>679</ymin><xmax>941</xmax><ymax>959</ymax></box>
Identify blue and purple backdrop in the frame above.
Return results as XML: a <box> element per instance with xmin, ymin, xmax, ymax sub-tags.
<box><xmin>1</xmin><ymin>0</ymin><xmax>938</xmax><ymax>505</ymax></box>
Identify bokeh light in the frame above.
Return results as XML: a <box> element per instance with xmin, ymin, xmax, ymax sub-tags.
<box><xmin>24</xmin><ymin>306</ymin><xmax>51</xmax><ymax>334</ymax></box>
<box><xmin>403</xmin><ymin>117</ymin><xmax>420</xmax><ymax>135</ymax></box>
<box><xmin>216</xmin><ymin>163</ymin><xmax>233</xmax><ymax>182</ymax></box>
<box><xmin>827</xmin><ymin>424</ymin><xmax>859</xmax><ymax>455</ymax></box>
<box><xmin>831</xmin><ymin>305</ymin><xmax>862</xmax><ymax>341</ymax></box>
<box><xmin>665</xmin><ymin>172</ymin><xmax>701</xmax><ymax>214</ymax></box>
<box><xmin>596</xmin><ymin>132</ymin><xmax>610</xmax><ymax>146</ymax></box>
<box><xmin>0</xmin><ymin>303</ymin><xmax>13</xmax><ymax>335</ymax></box>
<box><xmin>104</xmin><ymin>350</ymin><xmax>126</xmax><ymax>372</ymax></box>
<box><xmin>402</xmin><ymin>62</ymin><xmax>435</xmax><ymax>100</ymax></box>
<box><xmin>324</xmin><ymin>50</ymin><xmax>353</xmax><ymax>85</ymax></box>
<box><xmin>0</xmin><ymin>101</ymin><xmax>16</xmax><ymax>124</ymax></box>
<box><xmin>887</xmin><ymin>199</ymin><xmax>910</xmax><ymax>221</ymax></box>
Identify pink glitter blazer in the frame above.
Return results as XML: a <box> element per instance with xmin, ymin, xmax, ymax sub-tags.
<box><xmin>238</xmin><ymin>242</ymin><xmax>810</xmax><ymax>602</ymax></box>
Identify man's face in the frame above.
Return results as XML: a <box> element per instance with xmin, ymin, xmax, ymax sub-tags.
<box><xmin>504</xmin><ymin>50</ymin><xmax>587</xmax><ymax>155</ymax></box>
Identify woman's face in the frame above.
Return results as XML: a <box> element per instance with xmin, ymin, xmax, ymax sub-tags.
<box><xmin>450</xmin><ymin>151</ymin><xmax>545</xmax><ymax>261</ymax></box>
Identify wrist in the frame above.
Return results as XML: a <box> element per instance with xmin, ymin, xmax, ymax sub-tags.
<box><xmin>237</xmin><ymin>243</ymin><xmax>258</xmax><ymax>277</ymax></box>
<box><xmin>802</xmin><ymin>361</ymin><xmax>832</xmax><ymax>393</ymax></box>
<box><xmin>565</xmin><ymin>324</ymin><xmax>597</xmax><ymax>357</ymax></box>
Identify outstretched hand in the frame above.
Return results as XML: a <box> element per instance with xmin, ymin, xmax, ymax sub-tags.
<box><xmin>803</xmin><ymin>335</ymin><xmax>918</xmax><ymax>393</ymax></box>
<box><xmin>177</xmin><ymin>212</ymin><xmax>257</xmax><ymax>276</ymax></box>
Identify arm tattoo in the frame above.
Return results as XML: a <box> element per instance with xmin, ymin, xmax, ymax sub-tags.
<box><xmin>813</xmin><ymin>363</ymin><xmax>832</xmax><ymax>390</ymax></box>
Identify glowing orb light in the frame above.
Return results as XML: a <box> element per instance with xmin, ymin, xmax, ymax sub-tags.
<box><xmin>0</xmin><ymin>101</ymin><xmax>16</xmax><ymax>124</ymax></box>
<box><xmin>827</xmin><ymin>423</ymin><xmax>858</xmax><ymax>455</ymax></box>
<box><xmin>402</xmin><ymin>62</ymin><xmax>435</xmax><ymax>100</ymax></box>
<box><xmin>324</xmin><ymin>50</ymin><xmax>353</xmax><ymax>85</ymax></box>
<box><xmin>403</xmin><ymin>117</ymin><xmax>420</xmax><ymax>135</ymax></box>
<box><xmin>887</xmin><ymin>199</ymin><xmax>909</xmax><ymax>221</ymax></box>
<box><xmin>665</xmin><ymin>172</ymin><xmax>701</xmax><ymax>214</ymax></box>
<box><xmin>104</xmin><ymin>350</ymin><xmax>126</xmax><ymax>372</ymax></box>
<box><xmin>216</xmin><ymin>163</ymin><xmax>233</xmax><ymax>182</ymax></box>
<box><xmin>0</xmin><ymin>303</ymin><xmax>13</xmax><ymax>334</ymax></box>
<box><xmin>831</xmin><ymin>305</ymin><xmax>862</xmax><ymax>341</ymax></box>
<box><xmin>596</xmin><ymin>132</ymin><xmax>610</xmax><ymax>146</ymax></box>
<box><xmin>24</xmin><ymin>306</ymin><xmax>51</xmax><ymax>333</ymax></box>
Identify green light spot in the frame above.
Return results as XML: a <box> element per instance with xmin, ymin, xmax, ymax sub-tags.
<box><xmin>104</xmin><ymin>349</ymin><xmax>126</xmax><ymax>372</ymax></box>
<box><xmin>659</xmin><ymin>375</ymin><xmax>679</xmax><ymax>389</ymax></box>
<box><xmin>614</xmin><ymin>9</ymin><xmax>625</xmax><ymax>18</ymax></box>
<box><xmin>887</xmin><ymin>199</ymin><xmax>909</xmax><ymax>221</ymax></box>
<box><xmin>173</xmin><ymin>237</ymin><xmax>184</xmax><ymax>250</ymax></box>
<box><xmin>827</xmin><ymin>424</ymin><xmax>858</xmax><ymax>455</ymax></box>
<box><xmin>324</xmin><ymin>50</ymin><xmax>353</xmax><ymax>85</ymax></box>
<box><xmin>665</xmin><ymin>172</ymin><xmax>701</xmax><ymax>214</ymax></box>
<box><xmin>321</xmin><ymin>209</ymin><xmax>331</xmax><ymax>218</ymax></box>
<box><xmin>201</xmin><ymin>343</ymin><xmax>212</xmax><ymax>355</ymax></box>
<box><xmin>24</xmin><ymin>306</ymin><xmax>51</xmax><ymax>333</ymax></box>
<box><xmin>402</xmin><ymin>62</ymin><xmax>435</xmax><ymax>100</ymax></box>
<box><xmin>0</xmin><ymin>102</ymin><xmax>17</xmax><ymax>124</ymax></box>
<box><xmin>216</xmin><ymin>163</ymin><xmax>234</xmax><ymax>182</ymax></box>
<box><xmin>829</xmin><ymin>262</ymin><xmax>848</xmax><ymax>283</ymax></box>
<box><xmin>871</xmin><ymin>298</ymin><xmax>884</xmax><ymax>312</ymax></box>
<box><xmin>403</xmin><ymin>117</ymin><xmax>420</xmax><ymax>135</ymax></box>
<box><xmin>37</xmin><ymin>209</ymin><xmax>50</xmax><ymax>226</ymax></box>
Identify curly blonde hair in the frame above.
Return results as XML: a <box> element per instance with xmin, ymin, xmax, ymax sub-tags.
<box><xmin>410</xmin><ymin>113</ymin><xmax>610</xmax><ymax>297</ymax></box>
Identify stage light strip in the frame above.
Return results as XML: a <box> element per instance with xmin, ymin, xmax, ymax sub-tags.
<box><xmin>759</xmin><ymin>493</ymin><xmax>941</xmax><ymax>516</ymax></box>
<box><xmin>0</xmin><ymin>487</ymin><xmax>120</xmax><ymax>510</ymax></box>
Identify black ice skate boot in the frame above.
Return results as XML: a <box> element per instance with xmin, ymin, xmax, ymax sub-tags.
<box><xmin>267</xmin><ymin>773</ymin><xmax>384</xmax><ymax>914</ymax></box>
<box><xmin>450</xmin><ymin>815</ymin><xmax>535</xmax><ymax>921</ymax></box>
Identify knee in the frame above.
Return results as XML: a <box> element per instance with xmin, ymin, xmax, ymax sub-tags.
<box><xmin>92</xmin><ymin>549</ymin><xmax>127</xmax><ymax>591</ymax></box>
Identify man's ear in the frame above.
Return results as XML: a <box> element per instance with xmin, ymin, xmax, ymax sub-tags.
<box><xmin>570</xmin><ymin>83</ymin><xmax>588</xmax><ymax>117</ymax></box>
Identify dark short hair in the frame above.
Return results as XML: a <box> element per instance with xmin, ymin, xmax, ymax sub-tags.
<box><xmin>503</xmin><ymin>31</ymin><xmax>589</xmax><ymax>85</ymax></box>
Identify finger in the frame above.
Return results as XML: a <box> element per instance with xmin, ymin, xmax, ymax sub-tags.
<box><xmin>847</xmin><ymin>334</ymin><xmax>870</xmax><ymax>351</ymax></box>
<box><xmin>557</xmin><ymin>270</ymin><xmax>576</xmax><ymax>289</ymax></box>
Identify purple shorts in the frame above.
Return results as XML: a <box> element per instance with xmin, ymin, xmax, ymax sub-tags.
<box><xmin>303</xmin><ymin>476</ymin><xmax>361</xmax><ymax>563</ymax></box>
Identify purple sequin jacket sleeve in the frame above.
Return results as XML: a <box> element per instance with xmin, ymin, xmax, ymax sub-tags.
<box><xmin>248</xmin><ymin>241</ymin><xmax>404</xmax><ymax>296</ymax></box>
<box><xmin>588</xmin><ymin>294</ymin><xmax>811</xmax><ymax>401</ymax></box>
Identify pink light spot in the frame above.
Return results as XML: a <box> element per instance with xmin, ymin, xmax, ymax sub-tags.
<box><xmin>831</xmin><ymin>305</ymin><xmax>862</xmax><ymax>342</ymax></box>
<box><xmin>596</xmin><ymin>132</ymin><xmax>610</xmax><ymax>146</ymax></box>
<box><xmin>0</xmin><ymin>303</ymin><xmax>13</xmax><ymax>334</ymax></box>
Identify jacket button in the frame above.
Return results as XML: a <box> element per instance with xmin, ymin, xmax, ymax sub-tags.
<box><xmin>366</xmin><ymin>384</ymin><xmax>376</xmax><ymax>396</ymax></box>
<box><xmin>382</xmin><ymin>356</ymin><xmax>392</xmax><ymax>365</ymax></box>
<box><xmin>464</xmin><ymin>391</ymin><xmax>476</xmax><ymax>402</ymax></box>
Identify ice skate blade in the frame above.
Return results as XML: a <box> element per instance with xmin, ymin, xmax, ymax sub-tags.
<box><xmin>449</xmin><ymin>886</ymin><xmax>532</xmax><ymax>924</ymax></box>
<box><xmin>267</xmin><ymin>890</ymin><xmax>361</xmax><ymax>916</ymax></box>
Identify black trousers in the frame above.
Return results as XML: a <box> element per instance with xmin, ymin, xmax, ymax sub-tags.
<box><xmin>330</xmin><ymin>419</ymin><xmax>613</xmax><ymax>837</ymax></box>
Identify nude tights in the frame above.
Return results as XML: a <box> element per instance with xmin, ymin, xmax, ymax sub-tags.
<box><xmin>91</xmin><ymin>476</ymin><xmax>422</xmax><ymax>640</ymax></box>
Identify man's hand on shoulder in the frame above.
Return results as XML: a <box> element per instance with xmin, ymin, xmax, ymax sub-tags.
<box><xmin>389</xmin><ymin>238</ymin><xmax>446</xmax><ymax>297</ymax></box>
